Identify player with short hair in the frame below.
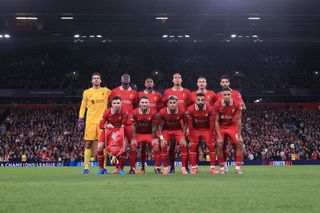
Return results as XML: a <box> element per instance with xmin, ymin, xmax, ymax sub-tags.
<box><xmin>97</xmin><ymin>96</ymin><xmax>128</xmax><ymax>175</ymax></box>
<box><xmin>216</xmin><ymin>75</ymin><xmax>246</xmax><ymax>172</ymax></box>
<box><xmin>159</xmin><ymin>95</ymin><xmax>188</xmax><ymax>175</ymax></box>
<box><xmin>130</xmin><ymin>96</ymin><xmax>161</xmax><ymax>174</ymax></box>
<box><xmin>162</xmin><ymin>73</ymin><xmax>191</xmax><ymax>173</ymax></box>
<box><xmin>78</xmin><ymin>72</ymin><xmax>111</xmax><ymax>174</ymax></box>
<box><xmin>189</xmin><ymin>76</ymin><xmax>217</xmax><ymax>106</ymax></box>
<box><xmin>214</xmin><ymin>88</ymin><xmax>243</xmax><ymax>174</ymax></box>
<box><xmin>186</xmin><ymin>93</ymin><xmax>218</xmax><ymax>174</ymax></box>
<box><xmin>109</xmin><ymin>74</ymin><xmax>138</xmax><ymax>174</ymax></box>
<box><xmin>138</xmin><ymin>78</ymin><xmax>163</xmax><ymax>111</ymax></box>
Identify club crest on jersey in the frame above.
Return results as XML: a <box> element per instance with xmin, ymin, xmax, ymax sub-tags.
<box><xmin>177</xmin><ymin>117</ymin><xmax>180</xmax><ymax>120</ymax></box>
<box><xmin>232</xmin><ymin>108</ymin><xmax>235</xmax><ymax>113</ymax></box>
<box><xmin>130</xmin><ymin>94</ymin><xmax>133</xmax><ymax>98</ymax></box>
<box><xmin>119</xmin><ymin>117</ymin><xmax>122</xmax><ymax>120</ymax></box>
<box><xmin>111</xmin><ymin>131</ymin><xmax>119</xmax><ymax>141</ymax></box>
<box><xmin>205</xmin><ymin>113</ymin><xmax>208</xmax><ymax>117</ymax></box>
<box><xmin>148</xmin><ymin>117</ymin><xmax>151</xmax><ymax>120</ymax></box>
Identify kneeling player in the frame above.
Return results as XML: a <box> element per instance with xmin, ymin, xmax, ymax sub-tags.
<box><xmin>130</xmin><ymin>96</ymin><xmax>161</xmax><ymax>174</ymax></box>
<box><xmin>186</xmin><ymin>93</ymin><xmax>218</xmax><ymax>174</ymax></box>
<box><xmin>97</xmin><ymin>96</ymin><xmax>128</xmax><ymax>175</ymax></box>
<box><xmin>214</xmin><ymin>88</ymin><xmax>243</xmax><ymax>174</ymax></box>
<box><xmin>159</xmin><ymin>95</ymin><xmax>188</xmax><ymax>175</ymax></box>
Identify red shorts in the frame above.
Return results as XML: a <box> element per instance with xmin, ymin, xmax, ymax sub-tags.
<box><xmin>125</xmin><ymin>124</ymin><xmax>132</xmax><ymax>141</ymax></box>
<box><xmin>136</xmin><ymin>133</ymin><xmax>153</xmax><ymax>144</ymax></box>
<box><xmin>190</xmin><ymin>129</ymin><xmax>213</xmax><ymax>144</ymax></box>
<box><xmin>219</xmin><ymin>126</ymin><xmax>239</xmax><ymax>144</ymax></box>
<box><xmin>162</xmin><ymin>130</ymin><xmax>183</xmax><ymax>143</ymax></box>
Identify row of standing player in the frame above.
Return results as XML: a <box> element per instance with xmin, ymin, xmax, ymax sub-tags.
<box><xmin>78</xmin><ymin>73</ymin><xmax>245</xmax><ymax>175</ymax></box>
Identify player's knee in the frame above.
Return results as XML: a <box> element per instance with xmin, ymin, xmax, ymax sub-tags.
<box><xmin>153</xmin><ymin>144</ymin><xmax>160</xmax><ymax>151</ymax></box>
<box><xmin>216</xmin><ymin>142</ymin><xmax>224</xmax><ymax>150</ymax></box>
<box><xmin>85</xmin><ymin>141</ymin><xmax>92</xmax><ymax>149</ymax></box>
<box><xmin>97</xmin><ymin>143</ymin><xmax>104</xmax><ymax>151</ymax></box>
<box><xmin>130</xmin><ymin>144</ymin><xmax>137</xmax><ymax>150</ymax></box>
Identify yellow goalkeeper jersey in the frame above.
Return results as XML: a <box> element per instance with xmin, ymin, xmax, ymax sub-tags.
<box><xmin>79</xmin><ymin>87</ymin><xmax>111</xmax><ymax>124</ymax></box>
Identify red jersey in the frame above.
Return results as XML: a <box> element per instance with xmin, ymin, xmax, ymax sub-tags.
<box><xmin>186</xmin><ymin>104</ymin><xmax>215</xmax><ymax>131</ymax></box>
<box><xmin>138</xmin><ymin>90</ymin><xmax>163</xmax><ymax>111</ymax></box>
<box><xmin>216</xmin><ymin>89</ymin><xmax>245</xmax><ymax>110</ymax></box>
<box><xmin>189</xmin><ymin>89</ymin><xmax>217</xmax><ymax>106</ymax></box>
<box><xmin>131</xmin><ymin>107</ymin><xmax>158</xmax><ymax>134</ymax></box>
<box><xmin>110</xmin><ymin>86</ymin><xmax>138</xmax><ymax>124</ymax></box>
<box><xmin>110</xmin><ymin>86</ymin><xmax>138</xmax><ymax>112</ymax></box>
<box><xmin>162</xmin><ymin>87</ymin><xmax>191</xmax><ymax>111</ymax></box>
<box><xmin>159</xmin><ymin>107</ymin><xmax>185</xmax><ymax>130</ymax></box>
<box><xmin>214</xmin><ymin>99</ymin><xmax>241</xmax><ymax>127</ymax></box>
<box><xmin>99</xmin><ymin>108</ymin><xmax>128</xmax><ymax>129</ymax></box>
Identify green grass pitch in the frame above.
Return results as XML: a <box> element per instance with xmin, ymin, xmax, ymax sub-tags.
<box><xmin>1</xmin><ymin>166</ymin><xmax>319</xmax><ymax>213</ymax></box>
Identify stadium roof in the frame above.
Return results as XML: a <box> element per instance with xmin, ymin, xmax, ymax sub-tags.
<box><xmin>0</xmin><ymin>0</ymin><xmax>320</xmax><ymax>44</ymax></box>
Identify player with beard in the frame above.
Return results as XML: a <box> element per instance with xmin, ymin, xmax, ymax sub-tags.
<box><xmin>78</xmin><ymin>73</ymin><xmax>111</xmax><ymax>174</ymax></box>
<box><xmin>189</xmin><ymin>76</ymin><xmax>217</xmax><ymax>106</ymax></box>
<box><xmin>186</xmin><ymin>93</ymin><xmax>218</xmax><ymax>174</ymax></box>
<box><xmin>138</xmin><ymin>78</ymin><xmax>163</xmax><ymax>111</ymax></box>
<box><xmin>162</xmin><ymin>73</ymin><xmax>190</xmax><ymax>173</ymax></box>
<box><xmin>214</xmin><ymin>88</ymin><xmax>243</xmax><ymax>174</ymax></box>
<box><xmin>159</xmin><ymin>95</ymin><xmax>188</xmax><ymax>175</ymax></box>
<box><xmin>130</xmin><ymin>96</ymin><xmax>161</xmax><ymax>174</ymax></box>
<box><xmin>109</xmin><ymin>74</ymin><xmax>138</xmax><ymax>174</ymax></box>
<box><xmin>216</xmin><ymin>75</ymin><xmax>245</xmax><ymax>173</ymax></box>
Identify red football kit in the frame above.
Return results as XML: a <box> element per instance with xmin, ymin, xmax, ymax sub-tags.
<box><xmin>131</xmin><ymin>107</ymin><xmax>160</xmax><ymax>169</ymax></box>
<box><xmin>162</xmin><ymin>87</ymin><xmax>191</xmax><ymax>111</ymax></box>
<box><xmin>216</xmin><ymin>89</ymin><xmax>245</xmax><ymax>110</ymax></box>
<box><xmin>98</xmin><ymin>107</ymin><xmax>128</xmax><ymax>170</ymax></box>
<box><xmin>110</xmin><ymin>86</ymin><xmax>138</xmax><ymax>140</ymax></box>
<box><xmin>189</xmin><ymin>89</ymin><xmax>217</xmax><ymax>106</ymax></box>
<box><xmin>214</xmin><ymin>99</ymin><xmax>241</xmax><ymax>144</ymax></box>
<box><xmin>186</xmin><ymin>104</ymin><xmax>216</xmax><ymax>167</ymax></box>
<box><xmin>138</xmin><ymin>90</ymin><xmax>163</xmax><ymax>111</ymax></box>
<box><xmin>159</xmin><ymin>106</ymin><xmax>188</xmax><ymax>168</ymax></box>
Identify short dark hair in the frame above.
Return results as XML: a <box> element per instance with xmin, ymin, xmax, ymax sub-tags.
<box><xmin>92</xmin><ymin>72</ymin><xmax>101</xmax><ymax>78</ymax></box>
<box><xmin>197</xmin><ymin>76</ymin><xmax>206</xmax><ymax>80</ymax></box>
<box><xmin>220</xmin><ymin>75</ymin><xmax>230</xmax><ymax>82</ymax></box>
<box><xmin>145</xmin><ymin>77</ymin><xmax>153</xmax><ymax>81</ymax></box>
<box><xmin>112</xmin><ymin>96</ymin><xmax>121</xmax><ymax>101</ymax></box>
<box><xmin>221</xmin><ymin>88</ymin><xmax>231</xmax><ymax>92</ymax></box>
<box><xmin>196</xmin><ymin>93</ymin><xmax>205</xmax><ymax>98</ymax></box>
<box><xmin>168</xmin><ymin>95</ymin><xmax>178</xmax><ymax>102</ymax></box>
<box><xmin>139</xmin><ymin>96</ymin><xmax>149</xmax><ymax>102</ymax></box>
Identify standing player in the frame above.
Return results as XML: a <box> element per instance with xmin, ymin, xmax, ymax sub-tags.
<box><xmin>159</xmin><ymin>95</ymin><xmax>188</xmax><ymax>175</ymax></box>
<box><xmin>109</xmin><ymin>74</ymin><xmax>138</xmax><ymax>174</ymax></box>
<box><xmin>214</xmin><ymin>88</ymin><xmax>243</xmax><ymax>174</ymax></box>
<box><xmin>216</xmin><ymin>75</ymin><xmax>245</xmax><ymax>172</ymax></box>
<box><xmin>78</xmin><ymin>72</ymin><xmax>111</xmax><ymax>174</ymax></box>
<box><xmin>189</xmin><ymin>76</ymin><xmax>217</xmax><ymax>106</ymax></box>
<box><xmin>162</xmin><ymin>73</ymin><xmax>191</xmax><ymax>173</ymax></box>
<box><xmin>97</xmin><ymin>96</ymin><xmax>128</xmax><ymax>175</ymax></box>
<box><xmin>138</xmin><ymin>78</ymin><xmax>163</xmax><ymax>111</ymax></box>
<box><xmin>186</xmin><ymin>93</ymin><xmax>218</xmax><ymax>174</ymax></box>
<box><xmin>130</xmin><ymin>96</ymin><xmax>161</xmax><ymax>174</ymax></box>
<box><xmin>216</xmin><ymin>75</ymin><xmax>245</xmax><ymax>109</ymax></box>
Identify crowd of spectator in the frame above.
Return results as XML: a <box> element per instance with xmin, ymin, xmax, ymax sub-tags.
<box><xmin>0</xmin><ymin>45</ymin><xmax>319</xmax><ymax>90</ymax></box>
<box><xmin>0</xmin><ymin>105</ymin><xmax>319</xmax><ymax>162</ymax></box>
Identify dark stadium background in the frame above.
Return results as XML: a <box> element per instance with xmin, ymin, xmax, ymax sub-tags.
<box><xmin>0</xmin><ymin>0</ymin><xmax>319</xmax><ymax>163</ymax></box>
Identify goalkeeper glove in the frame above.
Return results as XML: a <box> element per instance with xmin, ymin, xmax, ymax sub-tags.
<box><xmin>78</xmin><ymin>118</ymin><xmax>85</xmax><ymax>131</ymax></box>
